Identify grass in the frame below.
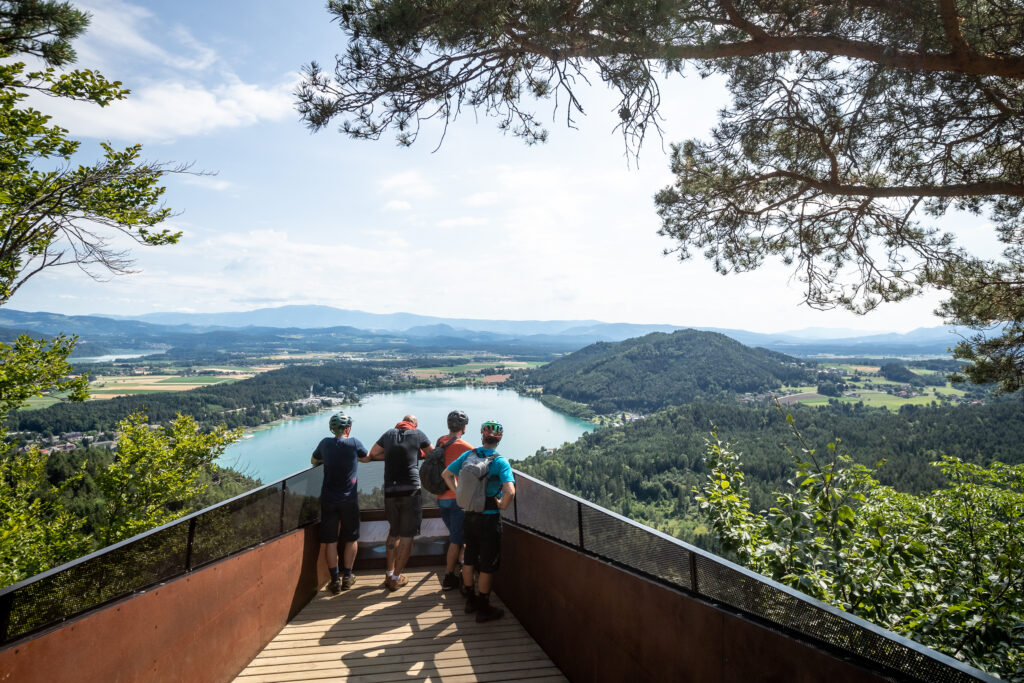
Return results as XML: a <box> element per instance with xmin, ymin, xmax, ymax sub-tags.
<box><xmin>20</xmin><ymin>396</ymin><xmax>62</xmax><ymax>410</ymax></box>
<box><xmin>155</xmin><ymin>376</ymin><xmax>235</xmax><ymax>385</ymax></box>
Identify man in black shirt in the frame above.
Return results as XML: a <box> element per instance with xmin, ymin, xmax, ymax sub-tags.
<box><xmin>312</xmin><ymin>412</ymin><xmax>370</xmax><ymax>593</ymax></box>
<box><xmin>366</xmin><ymin>413</ymin><xmax>432</xmax><ymax>590</ymax></box>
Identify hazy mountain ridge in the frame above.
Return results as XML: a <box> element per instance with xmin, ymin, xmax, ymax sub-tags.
<box><xmin>0</xmin><ymin>306</ymin><xmax>969</xmax><ymax>356</ymax></box>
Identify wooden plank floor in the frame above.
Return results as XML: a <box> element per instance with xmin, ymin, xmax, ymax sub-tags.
<box><xmin>235</xmin><ymin>568</ymin><xmax>567</xmax><ymax>683</ymax></box>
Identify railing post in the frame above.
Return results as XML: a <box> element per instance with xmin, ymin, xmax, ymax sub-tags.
<box><xmin>689</xmin><ymin>551</ymin><xmax>699</xmax><ymax>594</ymax></box>
<box><xmin>577</xmin><ymin>501</ymin><xmax>585</xmax><ymax>551</ymax></box>
<box><xmin>0</xmin><ymin>590</ymin><xmax>13</xmax><ymax>645</ymax></box>
<box><xmin>279</xmin><ymin>481</ymin><xmax>288</xmax><ymax>534</ymax></box>
<box><xmin>184</xmin><ymin>517</ymin><xmax>197</xmax><ymax>571</ymax></box>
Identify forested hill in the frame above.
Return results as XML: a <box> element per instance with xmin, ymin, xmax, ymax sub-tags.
<box><xmin>522</xmin><ymin>329</ymin><xmax>812</xmax><ymax>413</ymax></box>
<box><xmin>516</xmin><ymin>401</ymin><xmax>1024</xmax><ymax>535</ymax></box>
<box><xmin>8</xmin><ymin>363</ymin><xmax>391</xmax><ymax>435</ymax></box>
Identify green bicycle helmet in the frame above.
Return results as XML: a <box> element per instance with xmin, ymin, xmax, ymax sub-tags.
<box><xmin>481</xmin><ymin>420</ymin><xmax>503</xmax><ymax>441</ymax></box>
<box><xmin>329</xmin><ymin>412</ymin><xmax>352</xmax><ymax>432</ymax></box>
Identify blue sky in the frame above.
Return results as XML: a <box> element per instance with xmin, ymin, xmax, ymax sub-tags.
<box><xmin>7</xmin><ymin>0</ymin><xmax>992</xmax><ymax>333</ymax></box>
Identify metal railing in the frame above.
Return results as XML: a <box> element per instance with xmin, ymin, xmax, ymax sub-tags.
<box><xmin>0</xmin><ymin>466</ymin><xmax>324</xmax><ymax>646</ymax></box>
<box><xmin>502</xmin><ymin>471</ymin><xmax>999</xmax><ymax>683</ymax></box>
<box><xmin>0</xmin><ymin>465</ymin><xmax>1001</xmax><ymax>683</ymax></box>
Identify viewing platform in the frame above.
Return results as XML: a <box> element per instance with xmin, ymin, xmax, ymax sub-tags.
<box><xmin>236</xmin><ymin>568</ymin><xmax>565</xmax><ymax>682</ymax></box>
<box><xmin>0</xmin><ymin>467</ymin><xmax>998</xmax><ymax>682</ymax></box>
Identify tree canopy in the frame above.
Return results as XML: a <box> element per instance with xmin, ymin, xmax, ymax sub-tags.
<box><xmin>298</xmin><ymin>0</ymin><xmax>1024</xmax><ymax>390</ymax></box>
<box><xmin>0</xmin><ymin>0</ymin><xmax>181</xmax><ymax>306</ymax></box>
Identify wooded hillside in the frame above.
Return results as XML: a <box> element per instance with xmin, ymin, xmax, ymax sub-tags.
<box><xmin>523</xmin><ymin>329</ymin><xmax>813</xmax><ymax>412</ymax></box>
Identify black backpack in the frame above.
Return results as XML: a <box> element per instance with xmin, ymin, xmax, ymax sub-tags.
<box><xmin>419</xmin><ymin>435</ymin><xmax>458</xmax><ymax>495</ymax></box>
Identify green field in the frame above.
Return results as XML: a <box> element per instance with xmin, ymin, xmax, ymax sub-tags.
<box><xmin>89</xmin><ymin>389</ymin><xmax>179</xmax><ymax>396</ymax></box>
<box><xmin>20</xmin><ymin>396</ymin><xmax>62</xmax><ymax>410</ymax></box>
<box><xmin>155</xmin><ymin>376</ymin><xmax>236</xmax><ymax>385</ymax></box>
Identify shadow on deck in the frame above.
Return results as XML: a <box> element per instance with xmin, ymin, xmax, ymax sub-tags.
<box><xmin>235</xmin><ymin>568</ymin><xmax>565</xmax><ymax>682</ymax></box>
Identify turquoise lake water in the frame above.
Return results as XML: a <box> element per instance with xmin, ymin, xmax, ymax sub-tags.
<box><xmin>219</xmin><ymin>386</ymin><xmax>593</xmax><ymax>489</ymax></box>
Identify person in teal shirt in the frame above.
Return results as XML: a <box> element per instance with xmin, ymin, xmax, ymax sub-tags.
<box><xmin>442</xmin><ymin>420</ymin><xmax>515</xmax><ymax>622</ymax></box>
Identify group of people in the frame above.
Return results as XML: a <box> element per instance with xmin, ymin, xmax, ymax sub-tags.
<box><xmin>310</xmin><ymin>409</ymin><xmax>516</xmax><ymax>622</ymax></box>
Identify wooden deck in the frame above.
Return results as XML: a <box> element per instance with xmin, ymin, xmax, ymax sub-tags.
<box><xmin>234</xmin><ymin>568</ymin><xmax>567</xmax><ymax>682</ymax></box>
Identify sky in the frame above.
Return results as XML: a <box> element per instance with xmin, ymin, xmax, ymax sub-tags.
<box><xmin>6</xmin><ymin>0</ymin><xmax>1000</xmax><ymax>334</ymax></box>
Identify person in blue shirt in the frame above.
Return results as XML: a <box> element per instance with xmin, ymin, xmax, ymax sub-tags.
<box><xmin>442</xmin><ymin>420</ymin><xmax>516</xmax><ymax>622</ymax></box>
<box><xmin>312</xmin><ymin>412</ymin><xmax>370</xmax><ymax>594</ymax></box>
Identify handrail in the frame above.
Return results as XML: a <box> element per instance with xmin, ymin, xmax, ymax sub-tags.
<box><xmin>502</xmin><ymin>469</ymin><xmax>999</xmax><ymax>683</ymax></box>
<box><xmin>0</xmin><ymin>464</ymin><xmax>326</xmax><ymax>645</ymax></box>
<box><xmin>0</xmin><ymin>464</ymin><xmax>1001</xmax><ymax>682</ymax></box>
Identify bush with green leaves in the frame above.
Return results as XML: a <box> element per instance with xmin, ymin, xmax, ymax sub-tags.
<box><xmin>697</xmin><ymin>415</ymin><xmax>1024</xmax><ymax>680</ymax></box>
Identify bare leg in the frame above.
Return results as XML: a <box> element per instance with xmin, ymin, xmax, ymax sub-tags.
<box><xmin>385</xmin><ymin>535</ymin><xmax>398</xmax><ymax>575</ymax></box>
<box><xmin>461</xmin><ymin>563</ymin><xmax>474</xmax><ymax>589</ymax></box>
<box><xmin>478</xmin><ymin>571</ymin><xmax>494</xmax><ymax>595</ymax></box>
<box><xmin>393</xmin><ymin>536</ymin><xmax>414</xmax><ymax>577</ymax></box>
<box><xmin>445</xmin><ymin>542</ymin><xmax>462</xmax><ymax>574</ymax></box>
<box><xmin>342</xmin><ymin>540</ymin><xmax>357</xmax><ymax>570</ymax></box>
<box><xmin>325</xmin><ymin>542</ymin><xmax>339</xmax><ymax>570</ymax></box>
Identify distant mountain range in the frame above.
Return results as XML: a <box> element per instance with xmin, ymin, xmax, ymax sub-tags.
<box><xmin>0</xmin><ymin>305</ymin><xmax>970</xmax><ymax>357</ymax></box>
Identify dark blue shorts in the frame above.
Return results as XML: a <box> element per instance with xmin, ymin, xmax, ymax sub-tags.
<box><xmin>438</xmin><ymin>498</ymin><xmax>465</xmax><ymax>545</ymax></box>
<box><xmin>320</xmin><ymin>499</ymin><xmax>360</xmax><ymax>544</ymax></box>
<box><xmin>463</xmin><ymin>512</ymin><xmax>501</xmax><ymax>573</ymax></box>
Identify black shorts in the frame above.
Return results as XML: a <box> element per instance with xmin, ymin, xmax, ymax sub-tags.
<box><xmin>463</xmin><ymin>512</ymin><xmax>502</xmax><ymax>574</ymax></box>
<box><xmin>384</xmin><ymin>489</ymin><xmax>423</xmax><ymax>538</ymax></box>
<box><xmin>320</xmin><ymin>499</ymin><xmax>360</xmax><ymax>544</ymax></box>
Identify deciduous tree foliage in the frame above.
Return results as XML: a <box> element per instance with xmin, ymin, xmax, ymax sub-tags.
<box><xmin>696</xmin><ymin>420</ymin><xmax>1024</xmax><ymax>679</ymax></box>
<box><xmin>96</xmin><ymin>413</ymin><xmax>241</xmax><ymax>547</ymax></box>
<box><xmin>298</xmin><ymin>0</ymin><xmax>1024</xmax><ymax>389</ymax></box>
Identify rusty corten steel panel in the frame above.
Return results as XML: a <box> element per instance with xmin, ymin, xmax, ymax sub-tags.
<box><xmin>498</xmin><ymin>525</ymin><xmax>899</xmax><ymax>683</ymax></box>
<box><xmin>0</xmin><ymin>527</ymin><xmax>328</xmax><ymax>683</ymax></box>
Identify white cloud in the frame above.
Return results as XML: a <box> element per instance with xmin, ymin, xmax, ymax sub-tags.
<box><xmin>75</xmin><ymin>0</ymin><xmax>217</xmax><ymax>72</ymax></box>
<box><xmin>462</xmin><ymin>192</ymin><xmax>501</xmax><ymax>207</ymax></box>
<box><xmin>377</xmin><ymin>171</ymin><xmax>437</xmax><ymax>199</ymax></box>
<box><xmin>382</xmin><ymin>200</ymin><xmax>412</xmax><ymax>212</ymax></box>
<box><xmin>34</xmin><ymin>76</ymin><xmax>297</xmax><ymax>142</ymax></box>
<box><xmin>180</xmin><ymin>176</ymin><xmax>236</xmax><ymax>192</ymax></box>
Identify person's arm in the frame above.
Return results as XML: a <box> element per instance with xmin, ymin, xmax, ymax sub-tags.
<box><xmin>441</xmin><ymin>467</ymin><xmax>458</xmax><ymax>495</ymax></box>
<box><xmin>357</xmin><ymin>444</ymin><xmax>370</xmax><ymax>463</ymax></box>
<box><xmin>497</xmin><ymin>481</ymin><xmax>516</xmax><ymax>510</ymax></box>
<box><xmin>311</xmin><ymin>445</ymin><xmax>322</xmax><ymax>466</ymax></box>
<box><xmin>367</xmin><ymin>443</ymin><xmax>385</xmax><ymax>461</ymax></box>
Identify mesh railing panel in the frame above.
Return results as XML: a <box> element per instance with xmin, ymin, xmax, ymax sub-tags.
<box><xmin>283</xmin><ymin>468</ymin><xmax>323</xmax><ymax>530</ymax></box>
<box><xmin>190</xmin><ymin>483</ymin><xmax>283</xmax><ymax>568</ymax></box>
<box><xmin>580</xmin><ymin>503</ymin><xmax>694</xmax><ymax>591</ymax></box>
<box><xmin>507</xmin><ymin>471</ymin><xmax>992</xmax><ymax>683</ymax></box>
<box><xmin>692</xmin><ymin>554</ymin><xmax>978</xmax><ymax>683</ymax></box>
<box><xmin>509</xmin><ymin>475</ymin><xmax>579</xmax><ymax>546</ymax></box>
<box><xmin>4</xmin><ymin>520</ymin><xmax>189</xmax><ymax>641</ymax></box>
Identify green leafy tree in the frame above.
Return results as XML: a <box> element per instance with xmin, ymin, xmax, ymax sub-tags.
<box><xmin>1</xmin><ymin>1</ymin><xmax>181</xmax><ymax>305</ymax></box>
<box><xmin>0</xmin><ymin>1</ymin><xmax>188</xmax><ymax>583</ymax></box>
<box><xmin>0</xmin><ymin>443</ymin><xmax>91</xmax><ymax>587</ymax></box>
<box><xmin>298</xmin><ymin>0</ymin><xmax>1024</xmax><ymax>390</ymax></box>
<box><xmin>95</xmin><ymin>413</ymin><xmax>242</xmax><ymax>546</ymax></box>
<box><xmin>696</xmin><ymin>419</ymin><xmax>1024</xmax><ymax>679</ymax></box>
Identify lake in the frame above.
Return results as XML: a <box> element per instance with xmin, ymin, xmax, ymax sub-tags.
<box><xmin>219</xmin><ymin>386</ymin><xmax>593</xmax><ymax>489</ymax></box>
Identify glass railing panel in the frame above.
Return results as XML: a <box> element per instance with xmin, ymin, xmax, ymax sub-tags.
<box><xmin>4</xmin><ymin>520</ymin><xmax>189</xmax><ymax>641</ymax></box>
<box><xmin>283</xmin><ymin>467</ymin><xmax>323</xmax><ymax>530</ymax></box>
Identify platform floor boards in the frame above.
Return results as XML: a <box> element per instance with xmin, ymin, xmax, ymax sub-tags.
<box><xmin>234</xmin><ymin>568</ymin><xmax>567</xmax><ymax>683</ymax></box>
